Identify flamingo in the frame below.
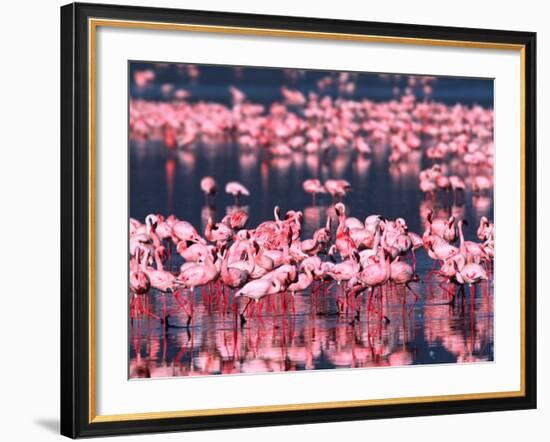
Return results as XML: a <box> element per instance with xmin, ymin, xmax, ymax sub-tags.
<box><xmin>235</xmin><ymin>278</ymin><xmax>284</xmax><ymax>326</ymax></box>
<box><xmin>219</xmin><ymin>248</ymin><xmax>251</xmax><ymax>290</ymax></box>
<box><xmin>449</xmin><ymin>175</ymin><xmax>466</xmax><ymax>200</ymax></box>
<box><xmin>348</xmin><ymin>248</ymin><xmax>391</xmax><ymax>323</ymax></box>
<box><xmin>172</xmin><ymin>220</ymin><xmax>206</xmax><ymax>245</ymax></box>
<box><xmin>424</xmin><ymin>236</ymin><xmax>459</xmax><ymax>262</ymax></box>
<box><xmin>176</xmin><ymin>242</ymin><xmax>212</xmax><ymax>264</ymax></box>
<box><xmin>425</xmin><ymin>210</ymin><xmax>456</xmax><ymax>241</ymax></box>
<box><xmin>390</xmin><ymin>258</ymin><xmax>419</xmax><ymax>300</ymax></box>
<box><xmin>447</xmin><ymin>258</ymin><xmax>489</xmax><ymax>305</ymax></box>
<box><xmin>222</xmin><ymin>209</ymin><xmax>249</xmax><ymax>230</ymax></box>
<box><xmin>324</xmin><ymin>179</ymin><xmax>352</xmax><ymax>201</ymax></box>
<box><xmin>326</xmin><ymin>249</ymin><xmax>361</xmax><ymax>285</ymax></box>
<box><xmin>176</xmin><ymin>255</ymin><xmax>219</xmax><ymax>326</ymax></box>
<box><xmin>358</xmin><ymin>248</ymin><xmax>390</xmax><ymax>289</ymax></box>
<box><xmin>205</xmin><ymin>217</ymin><xmax>233</xmax><ymax>244</ymax></box>
<box><xmin>457</xmin><ymin>219</ymin><xmax>489</xmax><ymax>262</ymax></box>
<box><xmin>225</xmin><ymin>181</ymin><xmax>250</xmax><ymax>205</ymax></box>
<box><xmin>140</xmin><ymin>248</ymin><xmax>181</xmax><ymax>325</ymax></box>
<box><xmin>477</xmin><ymin>216</ymin><xmax>494</xmax><ymax>241</ymax></box>
<box><xmin>472</xmin><ymin>175</ymin><xmax>492</xmax><ymax>194</ymax></box>
<box><xmin>287</xmin><ymin>264</ymin><xmax>315</xmax><ymax>295</ymax></box>
<box><xmin>200</xmin><ymin>176</ymin><xmax>217</xmax><ymax>203</ymax></box>
<box><xmin>302</xmin><ymin>178</ymin><xmax>326</xmax><ymax>203</ymax></box>
<box><xmin>454</xmin><ymin>261</ymin><xmax>488</xmax><ymax>285</ymax></box>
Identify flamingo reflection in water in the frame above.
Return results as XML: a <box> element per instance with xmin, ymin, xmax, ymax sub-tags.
<box><xmin>129</xmin><ymin>194</ymin><xmax>494</xmax><ymax>376</ymax></box>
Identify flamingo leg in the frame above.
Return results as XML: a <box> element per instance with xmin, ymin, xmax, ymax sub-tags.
<box><xmin>240</xmin><ymin>298</ymin><xmax>253</xmax><ymax>327</ymax></box>
<box><xmin>405</xmin><ymin>283</ymin><xmax>419</xmax><ymax>302</ymax></box>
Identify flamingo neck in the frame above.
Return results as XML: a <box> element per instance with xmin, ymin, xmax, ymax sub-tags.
<box><xmin>373</xmin><ymin>224</ymin><xmax>381</xmax><ymax>250</ymax></box>
<box><xmin>154</xmin><ymin>250</ymin><xmax>164</xmax><ymax>271</ymax></box>
<box><xmin>458</xmin><ymin>222</ymin><xmax>466</xmax><ymax>253</ymax></box>
<box><xmin>140</xmin><ymin>249</ymin><xmax>149</xmax><ymax>271</ymax></box>
<box><xmin>246</xmin><ymin>246</ymin><xmax>255</xmax><ymax>272</ymax></box>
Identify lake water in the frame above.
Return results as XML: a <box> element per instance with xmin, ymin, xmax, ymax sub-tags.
<box><xmin>129</xmin><ymin>63</ymin><xmax>494</xmax><ymax>378</ymax></box>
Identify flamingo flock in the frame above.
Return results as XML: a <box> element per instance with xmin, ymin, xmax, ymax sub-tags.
<box><xmin>129</xmin><ymin>65</ymin><xmax>495</xmax><ymax>375</ymax></box>
<box><xmin>131</xmin><ymin>72</ymin><xmax>493</xmax><ymax>213</ymax></box>
<box><xmin>130</xmin><ymin>176</ymin><xmax>494</xmax><ymax>328</ymax></box>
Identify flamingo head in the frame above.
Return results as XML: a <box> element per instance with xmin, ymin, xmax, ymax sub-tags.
<box><xmin>334</xmin><ymin>202</ymin><xmax>346</xmax><ymax>217</ymax></box>
<box><xmin>426</xmin><ymin>209</ymin><xmax>433</xmax><ymax>224</ymax></box>
<box><xmin>236</xmin><ymin>230</ymin><xmax>250</xmax><ymax>240</ymax></box>
<box><xmin>328</xmin><ymin>245</ymin><xmax>337</xmax><ymax>262</ymax></box>
<box><xmin>286</xmin><ymin>267</ymin><xmax>298</xmax><ymax>283</ymax></box>
<box><xmin>396</xmin><ymin>217</ymin><xmax>408</xmax><ymax>231</ymax></box>
<box><xmin>135</xmin><ymin>245</ymin><xmax>147</xmax><ymax>263</ymax></box>
<box><xmin>145</xmin><ymin>214</ymin><xmax>159</xmax><ymax>233</ymax></box>
<box><xmin>249</xmin><ymin>241</ymin><xmax>260</xmax><ymax>254</ymax></box>
<box><xmin>440</xmin><ymin>259</ymin><xmax>456</xmax><ymax>276</ymax></box>
<box><xmin>207</xmin><ymin>245</ymin><xmax>217</xmax><ymax>260</ymax></box>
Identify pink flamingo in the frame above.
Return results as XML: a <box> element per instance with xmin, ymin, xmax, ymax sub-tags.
<box><xmin>390</xmin><ymin>258</ymin><xmax>419</xmax><ymax>300</ymax></box>
<box><xmin>324</xmin><ymin>179</ymin><xmax>352</xmax><ymax>201</ymax></box>
<box><xmin>334</xmin><ymin>203</ymin><xmax>357</xmax><ymax>259</ymax></box>
<box><xmin>225</xmin><ymin>181</ymin><xmax>250</xmax><ymax>205</ymax></box>
<box><xmin>140</xmin><ymin>247</ymin><xmax>181</xmax><ymax>325</ymax></box>
<box><xmin>205</xmin><ymin>217</ymin><xmax>233</xmax><ymax>244</ymax></box>
<box><xmin>130</xmin><ymin>271</ymin><xmax>150</xmax><ymax>296</ymax></box>
<box><xmin>302</xmin><ymin>178</ymin><xmax>326</xmax><ymax>203</ymax></box>
<box><xmin>472</xmin><ymin>175</ymin><xmax>492</xmax><ymax>194</ymax></box>
<box><xmin>222</xmin><ymin>209</ymin><xmax>249</xmax><ymax>230</ymax></box>
<box><xmin>449</xmin><ymin>258</ymin><xmax>489</xmax><ymax>305</ymax></box>
<box><xmin>287</xmin><ymin>264</ymin><xmax>315</xmax><ymax>295</ymax></box>
<box><xmin>457</xmin><ymin>219</ymin><xmax>489</xmax><ymax>262</ymax></box>
<box><xmin>235</xmin><ymin>278</ymin><xmax>284</xmax><ymax>326</ymax></box>
<box><xmin>349</xmin><ymin>248</ymin><xmax>391</xmax><ymax>322</ymax></box>
<box><xmin>425</xmin><ymin>210</ymin><xmax>456</xmax><ymax>241</ymax></box>
<box><xmin>326</xmin><ymin>248</ymin><xmax>361</xmax><ymax>287</ymax></box>
<box><xmin>424</xmin><ymin>236</ymin><xmax>459</xmax><ymax>262</ymax></box>
<box><xmin>200</xmin><ymin>176</ymin><xmax>217</xmax><ymax>203</ymax></box>
<box><xmin>176</xmin><ymin>242</ymin><xmax>212</xmax><ymax>263</ymax></box>
<box><xmin>477</xmin><ymin>216</ymin><xmax>494</xmax><ymax>241</ymax></box>
<box><xmin>177</xmin><ymin>254</ymin><xmax>219</xmax><ymax>325</ymax></box>
<box><xmin>172</xmin><ymin>220</ymin><xmax>206</xmax><ymax>245</ymax></box>
<box><xmin>454</xmin><ymin>261</ymin><xmax>488</xmax><ymax>285</ymax></box>
<box><xmin>220</xmin><ymin>247</ymin><xmax>251</xmax><ymax>290</ymax></box>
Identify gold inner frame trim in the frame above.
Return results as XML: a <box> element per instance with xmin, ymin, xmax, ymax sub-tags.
<box><xmin>88</xmin><ymin>17</ymin><xmax>527</xmax><ymax>424</ymax></box>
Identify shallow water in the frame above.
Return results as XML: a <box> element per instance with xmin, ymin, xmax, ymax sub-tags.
<box><xmin>129</xmin><ymin>63</ymin><xmax>494</xmax><ymax>378</ymax></box>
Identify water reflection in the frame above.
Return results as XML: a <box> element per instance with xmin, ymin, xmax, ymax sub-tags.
<box><xmin>130</xmin><ymin>278</ymin><xmax>493</xmax><ymax>377</ymax></box>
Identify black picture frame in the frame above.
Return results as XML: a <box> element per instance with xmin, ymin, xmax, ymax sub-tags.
<box><xmin>61</xmin><ymin>2</ymin><xmax>537</xmax><ymax>438</ymax></box>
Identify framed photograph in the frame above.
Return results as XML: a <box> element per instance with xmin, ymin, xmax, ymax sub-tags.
<box><xmin>60</xmin><ymin>2</ymin><xmax>536</xmax><ymax>438</ymax></box>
